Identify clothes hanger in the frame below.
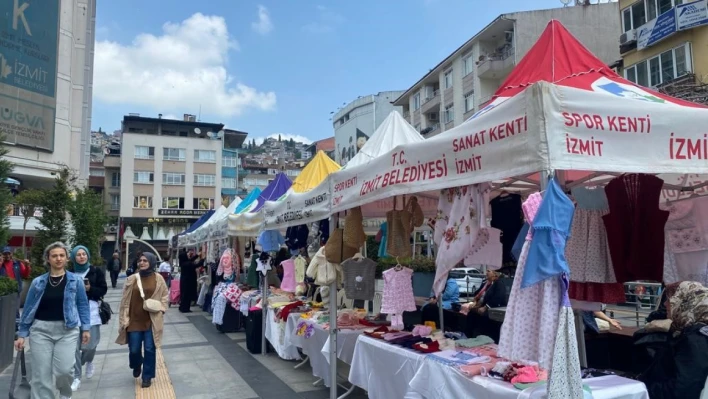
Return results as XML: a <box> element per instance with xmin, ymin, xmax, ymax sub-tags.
<box><xmin>352</xmin><ymin>252</ymin><xmax>363</xmax><ymax>261</ymax></box>
<box><xmin>394</xmin><ymin>257</ymin><xmax>403</xmax><ymax>271</ymax></box>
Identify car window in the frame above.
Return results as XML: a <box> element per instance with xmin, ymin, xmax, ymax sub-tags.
<box><xmin>449</xmin><ymin>270</ymin><xmax>466</xmax><ymax>279</ymax></box>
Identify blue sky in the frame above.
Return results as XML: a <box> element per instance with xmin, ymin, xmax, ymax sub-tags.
<box><xmin>92</xmin><ymin>0</ymin><xmax>564</xmax><ymax>144</ymax></box>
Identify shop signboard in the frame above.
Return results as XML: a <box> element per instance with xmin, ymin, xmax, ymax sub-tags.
<box><xmin>0</xmin><ymin>0</ymin><xmax>59</xmax><ymax>151</ymax></box>
<box><xmin>158</xmin><ymin>209</ymin><xmax>208</xmax><ymax>216</ymax></box>
<box><xmin>677</xmin><ymin>0</ymin><xmax>708</xmax><ymax>30</ymax></box>
<box><xmin>637</xmin><ymin>7</ymin><xmax>677</xmax><ymax>50</ymax></box>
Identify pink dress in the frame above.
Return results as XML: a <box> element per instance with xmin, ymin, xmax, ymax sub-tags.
<box><xmin>497</xmin><ymin>192</ymin><xmax>561</xmax><ymax>370</ymax></box>
<box><xmin>279</xmin><ymin>259</ymin><xmax>296</xmax><ymax>292</ymax></box>
<box><xmin>381</xmin><ymin>267</ymin><xmax>416</xmax><ymax>329</ymax></box>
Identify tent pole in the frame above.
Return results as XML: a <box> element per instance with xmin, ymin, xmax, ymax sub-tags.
<box><xmin>262</xmin><ymin>251</ymin><xmax>269</xmax><ymax>357</ymax></box>
<box><xmin>329</xmin><ymin>215</ymin><xmax>338</xmax><ymax>399</ymax></box>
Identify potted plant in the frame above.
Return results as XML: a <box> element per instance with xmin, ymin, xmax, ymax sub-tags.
<box><xmin>0</xmin><ymin>276</ymin><xmax>19</xmax><ymax>370</ymax></box>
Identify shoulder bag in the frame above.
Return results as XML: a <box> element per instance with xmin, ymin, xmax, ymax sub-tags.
<box><xmin>9</xmin><ymin>350</ymin><xmax>30</xmax><ymax>399</ymax></box>
<box><xmin>135</xmin><ymin>273</ymin><xmax>163</xmax><ymax>313</ymax></box>
<box><xmin>98</xmin><ymin>299</ymin><xmax>113</xmax><ymax>324</ymax></box>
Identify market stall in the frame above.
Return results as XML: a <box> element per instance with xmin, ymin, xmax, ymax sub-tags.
<box><xmin>329</xmin><ymin>20</ymin><xmax>708</xmax><ymax>399</ymax></box>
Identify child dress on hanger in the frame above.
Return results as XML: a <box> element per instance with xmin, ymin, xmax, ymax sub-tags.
<box><xmin>380</xmin><ymin>266</ymin><xmax>416</xmax><ymax>330</ymax></box>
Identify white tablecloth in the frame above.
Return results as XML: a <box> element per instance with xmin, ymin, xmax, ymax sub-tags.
<box><xmin>350</xmin><ymin>335</ymin><xmax>649</xmax><ymax>399</ymax></box>
<box><xmin>289</xmin><ymin>315</ymin><xmax>364</xmax><ymax>387</ymax></box>
<box><xmin>264</xmin><ymin>308</ymin><xmax>301</xmax><ymax>360</ymax></box>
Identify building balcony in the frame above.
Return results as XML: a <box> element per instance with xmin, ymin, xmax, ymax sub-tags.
<box><xmin>223</xmin><ymin>157</ymin><xmax>239</xmax><ymax>167</ymax></box>
<box><xmin>103</xmin><ymin>155</ymin><xmax>121</xmax><ymax>168</ymax></box>
<box><xmin>421</xmin><ymin>90</ymin><xmax>440</xmax><ymax>114</ymax></box>
<box><xmin>477</xmin><ymin>47</ymin><xmax>515</xmax><ymax>79</ymax></box>
<box><xmin>403</xmin><ymin>110</ymin><xmax>410</xmax><ymax>120</ymax></box>
<box><xmin>8</xmin><ymin>205</ymin><xmax>42</xmax><ymax>232</ymax></box>
<box><xmin>421</xmin><ymin>123</ymin><xmax>440</xmax><ymax>138</ymax></box>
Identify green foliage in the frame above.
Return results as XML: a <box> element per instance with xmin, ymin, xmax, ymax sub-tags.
<box><xmin>15</xmin><ymin>188</ymin><xmax>42</xmax><ymax>257</ymax></box>
<box><xmin>0</xmin><ymin>276</ymin><xmax>18</xmax><ymax>296</ymax></box>
<box><xmin>31</xmin><ymin>168</ymin><xmax>73</xmax><ymax>267</ymax></box>
<box><xmin>295</xmin><ymin>150</ymin><xmax>302</xmax><ymax>159</ymax></box>
<box><xmin>0</xmin><ymin>136</ymin><xmax>14</xmax><ymax>247</ymax></box>
<box><xmin>365</xmin><ymin>236</ymin><xmax>380</xmax><ymax>262</ymax></box>
<box><xmin>28</xmin><ymin>265</ymin><xmax>46</xmax><ymax>281</ymax></box>
<box><xmin>68</xmin><ymin>186</ymin><xmax>108</xmax><ymax>266</ymax></box>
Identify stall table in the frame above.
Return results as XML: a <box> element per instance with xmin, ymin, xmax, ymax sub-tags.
<box><xmin>349</xmin><ymin>335</ymin><xmax>649</xmax><ymax>399</ymax></box>
<box><xmin>264</xmin><ymin>307</ymin><xmax>302</xmax><ymax>360</ymax></box>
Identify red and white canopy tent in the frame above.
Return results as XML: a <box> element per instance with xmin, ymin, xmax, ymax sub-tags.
<box><xmin>329</xmin><ymin>20</ymin><xmax>708</xmax><ymax>216</ymax></box>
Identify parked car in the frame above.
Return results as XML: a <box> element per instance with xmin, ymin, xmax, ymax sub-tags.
<box><xmin>450</xmin><ymin>267</ymin><xmax>485</xmax><ymax>295</ymax></box>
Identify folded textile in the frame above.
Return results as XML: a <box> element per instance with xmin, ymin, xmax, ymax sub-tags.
<box><xmin>412</xmin><ymin>324</ymin><xmax>433</xmax><ymax>337</ymax></box>
<box><xmin>383</xmin><ymin>332</ymin><xmax>411</xmax><ymax>341</ymax></box>
<box><xmin>428</xmin><ymin>350</ymin><xmax>492</xmax><ymax>366</ymax></box>
<box><xmin>510</xmin><ymin>366</ymin><xmax>547</xmax><ymax>384</ymax></box>
<box><xmin>413</xmin><ymin>340</ymin><xmax>440</xmax><ymax>353</ymax></box>
<box><xmin>455</xmin><ymin>335</ymin><xmax>495</xmax><ymax>348</ymax></box>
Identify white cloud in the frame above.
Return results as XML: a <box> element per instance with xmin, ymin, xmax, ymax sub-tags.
<box><xmin>94</xmin><ymin>13</ymin><xmax>276</xmax><ymax>118</ymax></box>
<box><xmin>303</xmin><ymin>5</ymin><xmax>344</xmax><ymax>33</ymax></box>
<box><xmin>251</xmin><ymin>134</ymin><xmax>313</xmax><ymax>146</ymax></box>
<box><xmin>251</xmin><ymin>5</ymin><xmax>273</xmax><ymax>35</ymax></box>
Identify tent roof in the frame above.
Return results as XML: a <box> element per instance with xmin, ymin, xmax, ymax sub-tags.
<box><xmin>346</xmin><ymin>111</ymin><xmax>425</xmax><ymax>169</ymax></box>
<box><xmin>184</xmin><ymin>211</ymin><xmax>214</xmax><ymax>233</ymax></box>
<box><xmin>251</xmin><ymin>173</ymin><xmax>292</xmax><ymax>212</ymax></box>
<box><xmin>235</xmin><ymin>188</ymin><xmax>261</xmax><ymax>214</ymax></box>
<box><xmin>482</xmin><ymin>20</ymin><xmax>705</xmax><ymax>111</ymax></box>
<box><xmin>224</xmin><ymin>196</ymin><xmax>242</xmax><ymax>213</ymax></box>
<box><xmin>291</xmin><ymin>151</ymin><xmax>340</xmax><ymax>193</ymax></box>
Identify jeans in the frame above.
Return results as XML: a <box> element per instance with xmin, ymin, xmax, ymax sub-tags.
<box><xmin>110</xmin><ymin>270</ymin><xmax>119</xmax><ymax>288</ymax></box>
<box><xmin>29</xmin><ymin>320</ymin><xmax>79</xmax><ymax>399</ymax></box>
<box><xmin>75</xmin><ymin>324</ymin><xmax>101</xmax><ymax>378</ymax></box>
<box><xmin>128</xmin><ymin>329</ymin><xmax>156</xmax><ymax>381</ymax></box>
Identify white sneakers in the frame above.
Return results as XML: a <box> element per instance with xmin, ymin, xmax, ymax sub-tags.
<box><xmin>70</xmin><ymin>378</ymin><xmax>81</xmax><ymax>392</ymax></box>
<box><xmin>85</xmin><ymin>362</ymin><xmax>95</xmax><ymax>379</ymax></box>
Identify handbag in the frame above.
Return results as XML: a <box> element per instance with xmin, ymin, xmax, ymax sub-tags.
<box><xmin>9</xmin><ymin>350</ymin><xmax>30</xmax><ymax>399</ymax></box>
<box><xmin>99</xmin><ymin>299</ymin><xmax>113</xmax><ymax>325</ymax></box>
<box><xmin>135</xmin><ymin>273</ymin><xmax>163</xmax><ymax>313</ymax></box>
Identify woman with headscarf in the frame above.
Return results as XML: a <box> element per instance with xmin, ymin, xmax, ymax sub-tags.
<box><xmin>640</xmin><ymin>281</ymin><xmax>708</xmax><ymax>399</ymax></box>
<box><xmin>178</xmin><ymin>248</ymin><xmax>203</xmax><ymax>313</ymax></box>
<box><xmin>115</xmin><ymin>253</ymin><xmax>168</xmax><ymax>388</ymax></box>
<box><xmin>14</xmin><ymin>242</ymin><xmax>90</xmax><ymax>399</ymax></box>
<box><xmin>69</xmin><ymin>245</ymin><xmax>107</xmax><ymax>393</ymax></box>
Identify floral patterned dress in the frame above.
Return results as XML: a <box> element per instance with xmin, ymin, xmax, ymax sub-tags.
<box><xmin>380</xmin><ymin>267</ymin><xmax>416</xmax><ymax>329</ymax></box>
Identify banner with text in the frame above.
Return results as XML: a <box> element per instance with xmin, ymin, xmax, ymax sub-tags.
<box><xmin>677</xmin><ymin>0</ymin><xmax>708</xmax><ymax>30</ymax></box>
<box><xmin>262</xmin><ymin>182</ymin><xmax>330</xmax><ymax>229</ymax></box>
<box><xmin>0</xmin><ymin>0</ymin><xmax>59</xmax><ymax>151</ymax></box>
<box><xmin>227</xmin><ymin>211</ymin><xmax>264</xmax><ymax>237</ymax></box>
<box><xmin>547</xmin><ymin>81</ymin><xmax>708</xmax><ymax>174</ymax></box>
<box><xmin>330</xmin><ymin>90</ymin><xmax>546</xmax><ymax>214</ymax></box>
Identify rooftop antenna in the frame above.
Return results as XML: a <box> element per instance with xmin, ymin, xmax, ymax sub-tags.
<box><xmin>198</xmin><ymin>104</ymin><xmax>201</xmax><ymax>121</ymax></box>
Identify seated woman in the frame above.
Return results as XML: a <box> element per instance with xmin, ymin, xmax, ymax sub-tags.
<box><xmin>464</xmin><ymin>269</ymin><xmax>507</xmax><ymax>340</ymax></box>
<box><xmin>421</xmin><ymin>274</ymin><xmax>460</xmax><ymax>328</ymax></box>
<box><xmin>639</xmin><ymin>281</ymin><xmax>708</xmax><ymax>399</ymax></box>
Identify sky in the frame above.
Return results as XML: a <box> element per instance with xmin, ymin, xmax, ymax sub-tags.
<box><xmin>92</xmin><ymin>0</ymin><xmax>566</xmax><ymax>145</ymax></box>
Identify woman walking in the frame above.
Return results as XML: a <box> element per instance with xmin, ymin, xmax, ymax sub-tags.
<box><xmin>69</xmin><ymin>245</ymin><xmax>107</xmax><ymax>392</ymax></box>
<box><xmin>14</xmin><ymin>242</ymin><xmax>91</xmax><ymax>399</ymax></box>
<box><xmin>116</xmin><ymin>252</ymin><xmax>168</xmax><ymax>388</ymax></box>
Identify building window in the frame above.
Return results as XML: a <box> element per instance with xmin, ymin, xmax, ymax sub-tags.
<box><xmin>622</xmin><ymin>1</ymin><xmax>646</xmax><ymax>32</ymax></box>
<box><xmin>111</xmin><ymin>172</ymin><xmax>121</xmax><ymax>187</ymax></box>
<box><xmin>135</xmin><ymin>146</ymin><xmax>154</xmax><ymax>160</ymax></box>
<box><xmin>413</xmin><ymin>93</ymin><xmax>421</xmax><ymax>110</ymax></box>
<box><xmin>193</xmin><ymin>198</ymin><xmax>215</xmax><ymax>210</ymax></box>
<box><xmin>194</xmin><ymin>150</ymin><xmax>216</xmax><ymax>163</ymax></box>
<box><xmin>646</xmin><ymin>0</ymin><xmax>680</xmax><ymax>21</ymax></box>
<box><xmin>133</xmin><ymin>196</ymin><xmax>152</xmax><ymax>209</ymax></box>
<box><xmin>222</xmin><ymin>178</ymin><xmax>237</xmax><ymax>189</ymax></box>
<box><xmin>463</xmin><ymin>54</ymin><xmax>474</xmax><ymax>76</ymax></box>
<box><xmin>223</xmin><ymin>157</ymin><xmax>238</xmax><ymax>167</ymax></box>
<box><xmin>194</xmin><ymin>174</ymin><xmax>216</xmax><ymax>186</ymax></box>
<box><xmin>162</xmin><ymin>173</ymin><xmax>186</xmax><ymax>185</ymax></box>
<box><xmin>444</xmin><ymin>69</ymin><xmax>453</xmax><ymax>89</ymax></box>
<box><xmin>163</xmin><ymin>147</ymin><xmax>186</xmax><ymax>161</ymax></box>
<box><xmin>162</xmin><ymin>197</ymin><xmax>185</xmax><ymax>209</ymax></box>
<box><xmin>464</xmin><ymin>92</ymin><xmax>474</xmax><ymax>113</ymax></box>
<box><xmin>89</xmin><ymin>169</ymin><xmax>104</xmax><ymax>177</ymax></box>
<box><xmin>110</xmin><ymin>195</ymin><xmax>120</xmax><ymax>210</ymax></box>
<box><xmin>444</xmin><ymin>104</ymin><xmax>454</xmax><ymax>124</ymax></box>
<box><xmin>133</xmin><ymin>171</ymin><xmax>154</xmax><ymax>184</ymax></box>
<box><xmin>624</xmin><ymin>43</ymin><xmax>691</xmax><ymax>88</ymax></box>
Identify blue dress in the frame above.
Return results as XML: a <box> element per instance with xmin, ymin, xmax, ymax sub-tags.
<box><xmin>521</xmin><ymin>178</ymin><xmax>575</xmax><ymax>288</ymax></box>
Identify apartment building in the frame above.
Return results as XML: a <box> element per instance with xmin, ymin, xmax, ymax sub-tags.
<box><xmin>394</xmin><ymin>3</ymin><xmax>620</xmax><ymax>137</ymax></box>
<box><xmin>3</xmin><ymin>0</ymin><xmax>96</xmax><ymax>247</ymax></box>
<box><xmin>221</xmin><ymin>129</ymin><xmax>248</xmax><ymax>203</ymax></box>
<box><xmin>332</xmin><ymin>91</ymin><xmax>404</xmax><ymax>165</ymax></box>
<box><xmin>118</xmin><ymin>114</ymin><xmax>225</xmax><ymax>240</ymax></box>
<box><xmin>618</xmin><ymin>0</ymin><xmax>708</xmax><ymax>95</ymax></box>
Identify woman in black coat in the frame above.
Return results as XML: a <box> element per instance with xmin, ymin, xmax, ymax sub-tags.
<box><xmin>178</xmin><ymin>249</ymin><xmax>203</xmax><ymax>313</ymax></box>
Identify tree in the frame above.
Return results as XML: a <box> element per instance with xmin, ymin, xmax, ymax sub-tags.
<box><xmin>295</xmin><ymin>150</ymin><xmax>302</xmax><ymax>159</ymax></box>
<box><xmin>289</xmin><ymin>138</ymin><xmax>295</xmax><ymax>148</ymax></box>
<box><xmin>278</xmin><ymin>134</ymin><xmax>282</xmax><ymax>142</ymax></box>
<box><xmin>0</xmin><ymin>136</ymin><xmax>13</xmax><ymax>247</ymax></box>
<box><xmin>68</xmin><ymin>186</ymin><xmax>108</xmax><ymax>267</ymax></box>
<box><xmin>14</xmin><ymin>189</ymin><xmax>42</xmax><ymax>258</ymax></box>
<box><xmin>31</xmin><ymin>168</ymin><xmax>73</xmax><ymax>267</ymax></box>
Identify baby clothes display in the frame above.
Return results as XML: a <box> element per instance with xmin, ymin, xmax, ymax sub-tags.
<box><xmin>256</xmin><ymin>254</ymin><xmax>272</xmax><ymax>276</ymax></box>
<box><xmin>603</xmin><ymin>174</ymin><xmax>669</xmax><ymax>282</ymax></box>
<box><xmin>498</xmin><ymin>191</ymin><xmax>562</xmax><ymax>370</ymax></box>
<box><xmin>433</xmin><ymin>183</ymin><xmax>492</xmax><ymax>296</ymax></box>
<box><xmin>521</xmin><ymin>178</ymin><xmax>575</xmax><ymax>288</ymax></box>
<box><xmin>490</xmin><ymin>193</ymin><xmax>524</xmax><ymax>264</ymax></box>
<box><xmin>279</xmin><ymin>259</ymin><xmax>296</xmax><ymax>292</ymax></box>
<box><xmin>257</xmin><ymin>230</ymin><xmax>285</xmax><ymax>253</ymax></box>
<box><xmin>380</xmin><ymin>267</ymin><xmax>416</xmax><ymax>329</ymax></box>
<box><xmin>246</xmin><ymin>255</ymin><xmax>259</xmax><ymax>287</ymax></box>
<box><xmin>285</xmin><ymin>224</ymin><xmax>309</xmax><ymax>251</ymax></box>
<box><xmin>294</xmin><ymin>255</ymin><xmax>307</xmax><ymax>284</ymax></box>
<box><xmin>341</xmin><ymin>257</ymin><xmax>376</xmax><ymax>300</ymax></box>
<box><xmin>217</xmin><ymin>248</ymin><xmax>237</xmax><ymax>281</ymax></box>
<box><xmin>548</xmin><ymin>275</ymin><xmax>583</xmax><ymax>399</ymax></box>
<box><xmin>566</xmin><ymin>187</ymin><xmax>616</xmax><ymax>283</ymax></box>
<box><xmin>661</xmin><ymin>196</ymin><xmax>708</xmax><ymax>285</ymax></box>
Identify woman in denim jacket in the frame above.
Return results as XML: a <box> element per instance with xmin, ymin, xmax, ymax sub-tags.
<box><xmin>14</xmin><ymin>242</ymin><xmax>91</xmax><ymax>399</ymax></box>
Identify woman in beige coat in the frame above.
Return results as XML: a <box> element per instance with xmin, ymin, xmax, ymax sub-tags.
<box><xmin>115</xmin><ymin>252</ymin><xmax>168</xmax><ymax>388</ymax></box>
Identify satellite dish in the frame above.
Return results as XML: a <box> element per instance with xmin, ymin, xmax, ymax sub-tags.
<box><xmin>560</xmin><ymin>0</ymin><xmax>571</xmax><ymax>5</ymax></box>
<box><xmin>103</xmin><ymin>147</ymin><xmax>110</xmax><ymax>155</ymax></box>
<box><xmin>194</xmin><ymin>127</ymin><xmax>201</xmax><ymax>135</ymax></box>
<box><xmin>207</xmin><ymin>132</ymin><xmax>216</xmax><ymax>138</ymax></box>
<box><xmin>217</xmin><ymin>130</ymin><xmax>224</xmax><ymax>138</ymax></box>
